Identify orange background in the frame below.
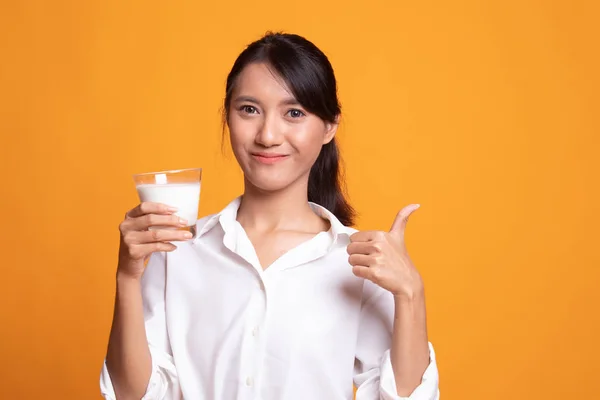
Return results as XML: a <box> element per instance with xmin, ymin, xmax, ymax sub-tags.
<box><xmin>1</xmin><ymin>1</ymin><xmax>598</xmax><ymax>399</ymax></box>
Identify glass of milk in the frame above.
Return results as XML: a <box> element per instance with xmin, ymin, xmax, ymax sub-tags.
<box><xmin>133</xmin><ymin>168</ymin><xmax>202</xmax><ymax>238</ymax></box>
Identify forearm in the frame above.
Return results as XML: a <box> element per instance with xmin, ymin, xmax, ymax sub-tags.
<box><xmin>105</xmin><ymin>274</ymin><xmax>152</xmax><ymax>400</ymax></box>
<box><xmin>390</xmin><ymin>288</ymin><xmax>430</xmax><ymax>397</ymax></box>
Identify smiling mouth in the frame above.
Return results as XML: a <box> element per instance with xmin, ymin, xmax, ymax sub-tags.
<box><xmin>251</xmin><ymin>153</ymin><xmax>289</xmax><ymax>164</ymax></box>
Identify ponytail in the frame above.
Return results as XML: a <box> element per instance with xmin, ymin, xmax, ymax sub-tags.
<box><xmin>308</xmin><ymin>138</ymin><xmax>355</xmax><ymax>226</ymax></box>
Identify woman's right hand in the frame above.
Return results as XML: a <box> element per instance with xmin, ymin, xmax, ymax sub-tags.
<box><xmin>117</xmin><ymin>202</ymin><xmax>192</xmax><ymax>281</ymax></box>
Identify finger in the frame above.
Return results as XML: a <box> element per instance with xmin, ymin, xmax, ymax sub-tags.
<box><xmin>126</xmin><ymin>228</ymin><xmax>193</xmax><ymax>244</ymax></box>
<box><xmin>351</xmin><ymin>265</ymin><xmax>372</xmax><ymax>280</ymax></box>
<box><xmin>348</xmin><ymin>254</ymin><xmax>375</xmax><ymax>267</ymax></box>
<box><xmin>347</xmin><ymin>241</ymin><xmax>382</xmax><ymax>255</ymax></box>
<box><xmin>128</xmin><ymin>242</ymin><xmax>178</xmax><ymax>260</ymax></box>
<box><xmin>350</xmin><ymin>230</ymin><xmax>386</xmax><ymax>243</ymax></box>
<box><xmin>127</xmin><ymin>202</ymin><xmax>178</xmax><ymax>218</ymax></box>
<box><xmin>125</xmin><ymin>213</ymin><xmax>188</xmax><ymax>231</ymax></box>
<box><xmin>389</xmin><ymin>204</ymin><xmax>420</xmax><ymax>234</ymax></box>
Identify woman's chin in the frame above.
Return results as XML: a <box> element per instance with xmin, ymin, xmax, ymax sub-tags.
<box><xmin>244</xmin><ymin>174</ymin><xmax>294</xmax><ymax>194</ymax></box>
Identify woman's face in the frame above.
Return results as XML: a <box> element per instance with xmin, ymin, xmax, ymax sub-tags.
<box><xmin>227</xmin><ymin>62</ymin><xmax>337</xmax><ymax>193</ymax></box>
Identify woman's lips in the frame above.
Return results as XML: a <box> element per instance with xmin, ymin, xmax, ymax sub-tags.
<box><xmin>252</xmin><ymin>153</ymin><xmax>289</xmax><ymax>164</ymax></box>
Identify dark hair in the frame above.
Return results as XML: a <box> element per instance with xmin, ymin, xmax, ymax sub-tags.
<box><xmin>223</xmin><ymin>32</ymin><xmax>355</xmax><ymax>226</ymax></box>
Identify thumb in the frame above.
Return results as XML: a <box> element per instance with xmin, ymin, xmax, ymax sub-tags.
<box><xmin>389</xmin><ymin>204</ymin><xmax>421</xmax><ymax>234</ymax></box>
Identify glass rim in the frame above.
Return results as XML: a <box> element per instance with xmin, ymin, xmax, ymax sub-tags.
<box><xmin>132</xmin><ymin>167</ymin><xmax>202</xmax><ymax>178</ymax></box>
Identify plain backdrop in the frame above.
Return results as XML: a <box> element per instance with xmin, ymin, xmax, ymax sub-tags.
<box><xmin>1</xmin><ymin>1</ymin><xmax>598</xmax><ymax>399</ymax></box>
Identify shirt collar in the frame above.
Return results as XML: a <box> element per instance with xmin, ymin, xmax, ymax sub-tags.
<box><xmin>193</xmin><ymin>196</ymin><xmax>241</xmax><ymax>240</ymax></box>
<box><xmin>307</xmin><ymin>201</ymin><xmax>355</xmax><ymax>241</ymax></box>
<box><xmin>194</xmin><ymin>196</ymin><xmax>354</xmax><ymax>242</ymax></box>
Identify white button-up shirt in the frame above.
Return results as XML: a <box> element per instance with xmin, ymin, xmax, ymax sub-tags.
<box><xmin>100</xmin><ymin>197</ymin><xmax>440</xmax><ymax>399</ymax></box>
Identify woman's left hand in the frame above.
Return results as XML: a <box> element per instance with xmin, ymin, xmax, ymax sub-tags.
<box><xmin>347</xmin><ymin>204</ymin><xmax>424</xmax><ymax>298</ymax></box>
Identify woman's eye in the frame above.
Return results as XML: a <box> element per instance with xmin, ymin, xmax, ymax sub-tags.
<box><xmin>287</xmin><ymin>109</ymin><xmax>306</xmax><ymax>118</ymax></box>
<box><xmin>240</xmin><ymin>105</ymin><xmax>258</xmax><ymax>114</ymax></box>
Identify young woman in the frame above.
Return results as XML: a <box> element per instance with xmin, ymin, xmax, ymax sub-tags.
<box><xmin>101</xmin><ymin>32</ymin><xmax>439</xmax><ymax>400</ymax></box>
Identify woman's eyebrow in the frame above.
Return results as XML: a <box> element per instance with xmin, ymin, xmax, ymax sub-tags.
<box><xmin>233</xmin><ymin>96</ymin><xmax>302</xmax><ymax>107</ymax></box>
<box><xmin>233</xmin><ymin>95</ymin><xmax>260</xmax><ymax>104</ymax></box>
<box><xmin>280</xmin><ymin>98</ymin><xmax>301</xmax><ymax>106</ymax></box>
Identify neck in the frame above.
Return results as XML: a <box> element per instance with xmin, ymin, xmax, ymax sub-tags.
<box><xmin>237</xmin><ymin>175</ymin><xmax>326</xmax><ymax>234</ymax></box>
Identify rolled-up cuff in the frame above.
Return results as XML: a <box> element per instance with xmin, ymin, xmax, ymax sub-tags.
<box><xmin>99</xmin><ymin>354</ymin><xmax>165</xmax><ymax>400</ymax></box>
<box><xmin>379</xmin><ymin>342</ymin><xmax>440</xmax><ymax>400</ymax></box>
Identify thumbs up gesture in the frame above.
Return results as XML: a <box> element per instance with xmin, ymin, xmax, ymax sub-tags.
<box><xmin>348</xmin><ymin>204</ymin><xmax>424</xmax><ymax>298</ymax></box>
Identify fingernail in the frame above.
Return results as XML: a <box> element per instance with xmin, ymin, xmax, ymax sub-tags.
<box><xmin>178</xmin><ymin>217</ymin><xmax>188</xmax><ymax>226</ymax></box>
<box><xmin>183</xmin><ymin>231</ymin><xmax>193</xmax><ymax>239</ymax></box>
<box><xmin>167</xmin><ymin>206</ymin><xmax>178</xmax><ymax>213</ymax></box>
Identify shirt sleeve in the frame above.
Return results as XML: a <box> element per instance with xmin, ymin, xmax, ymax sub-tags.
<box><xmin>100</xmin><ymin>251</ymin><xmax>182</xmax><ymax>399</ymax></box>
<box><xmin>353</xmin><ymin>281</ymin><xmax>440</xmax><ymax>400</ymax></box>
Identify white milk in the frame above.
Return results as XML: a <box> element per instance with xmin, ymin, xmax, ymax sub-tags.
<box><xmin>136</xmin><ymin>182</ymin><xmax>201</xmax><ymax>226</ymax></box>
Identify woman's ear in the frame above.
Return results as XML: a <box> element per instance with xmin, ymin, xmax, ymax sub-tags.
<box><xmin>323</xmin><ymin>115</ymin><xmax>340</xmax><ymax>145</ymax></box>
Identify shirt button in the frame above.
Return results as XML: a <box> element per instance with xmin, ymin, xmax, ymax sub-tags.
<box><xmin>246</xmin><ymin>376</ymin><xmax>253</xmax><ymax>386</ymax></box>
<box><xmin>252</xmin><ymin>326</ymin><xmax>259</xmax><ymax>337</ymax></box>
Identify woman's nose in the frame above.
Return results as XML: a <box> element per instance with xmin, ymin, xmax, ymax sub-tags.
<box><xmin>255</xmin><ymin>116</ymin><xmax>283</xmax><ymax>147</ymax></box>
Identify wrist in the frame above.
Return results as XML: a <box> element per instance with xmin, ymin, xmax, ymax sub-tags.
<box><xmin>393</xmin><ymin>287</ymin><xmax>427</xmax><ymax>322</ymax></box>
<box><xmin>393</xmin><ymin>272</ymin><xmax>424</xmax><ymax>302</ymax></box>
<box><xmin>116</xmin><ymin>270</ymin><xmax>143</xmax><ymax>287</ymax></box>
<box><xmin>394</xmin><ymin>287</ymin><xmax>424</xmax><ymax>304</ymax></box>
